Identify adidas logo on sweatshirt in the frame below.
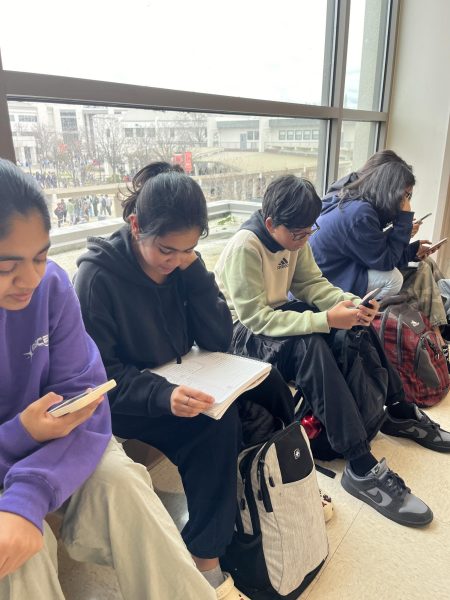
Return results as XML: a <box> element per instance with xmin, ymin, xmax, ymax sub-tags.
<box><xmin>277</xmin><ymin>257</ymin><xmax>289</xmax><ymax>270</ymax></box>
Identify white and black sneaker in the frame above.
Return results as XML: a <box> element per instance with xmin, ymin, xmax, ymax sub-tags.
<box><xmin>341</xmin><ymin>458</ymin><xmax>433</xmax><ymax>527</ymax></box>
<box><xmin>381</xmin><ymin>404</ymin><xmax>450</xmax><ymax>453</ymax></box>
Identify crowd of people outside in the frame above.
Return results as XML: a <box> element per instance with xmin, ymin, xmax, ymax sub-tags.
<box><xmin>53</xmin><ymin>195</ymin><xmax>113</xmax><ymax>227</ymax></box>
<box><xmin>15</xmin><ymin>161</ymin><xmax>132</xmax><ymax>191</ymax></box>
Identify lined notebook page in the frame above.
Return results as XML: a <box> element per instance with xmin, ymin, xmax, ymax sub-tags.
<box><xmin>148</xmin><ymin>348</ymin><xmax>271</xmax><ymax>418</ymax></box>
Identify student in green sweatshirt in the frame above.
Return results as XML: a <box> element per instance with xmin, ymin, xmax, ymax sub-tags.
<box><xmin>215</xmin><ymin>174</ymin><xmax>449</xmax><ymax>528</ymax></box>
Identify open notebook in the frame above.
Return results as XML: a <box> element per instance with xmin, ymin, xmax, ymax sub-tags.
<box><xmin>148</xmin><ymin>348</ymin><xmax>271</xmax><ymax>419</ymax></box>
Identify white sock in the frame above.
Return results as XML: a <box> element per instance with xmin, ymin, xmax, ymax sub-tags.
<box><xmin>201</xmin><ymin>565</ymin><xmax>226</xmax><ymax>589</ymax></box>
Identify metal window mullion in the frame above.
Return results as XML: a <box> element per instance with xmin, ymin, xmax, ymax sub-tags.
<box><xmin>327</xmin><ymin>0</ymin><xmax>351</xmax><ymax>189</ymax></box>
<box><xmin>0</xmin><ymin>53</ymin><xmax>16</xmax><ymax>161</ymax></box>
<box><xmin>379</xmin><ymin>0</ymin><xmax>400</xmax><ymax>147</ymax></box>
<box><xmin>4</xmin><ymin>70</ymin><xmax>341</xmax><ymax>121</ymax></box>
<box><xmin>341</xmin><ymin>109</ymin><xmax>388</xmax><ymax>121</ymax></box>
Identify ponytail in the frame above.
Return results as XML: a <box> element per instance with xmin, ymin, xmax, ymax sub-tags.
<box><xmin>122</xmin><ymin>162</ymin><xmax>184</xmax><ymax>221</ymax></box>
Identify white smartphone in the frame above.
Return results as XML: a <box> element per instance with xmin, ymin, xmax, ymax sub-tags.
<box><xmin>48</xmin><ymin>379</ymin><xmax>116</xmax><ymax>417</ymax></box>
<box><xmin>427</xmin><ymin>237</ymin><xmax>448</xmax><ymax>254</ymax></box>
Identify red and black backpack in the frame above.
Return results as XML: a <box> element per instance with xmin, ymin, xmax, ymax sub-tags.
<box><xmin>372</xmin><ymin>301</ymin><xmax>449</xmax><ymax>407</ymax></box>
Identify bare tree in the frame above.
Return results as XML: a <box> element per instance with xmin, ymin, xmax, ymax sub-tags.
<box><xmin>92</xmin><ymin>115</ymin><xmax>127</xmax><ymax>181</ymax></box>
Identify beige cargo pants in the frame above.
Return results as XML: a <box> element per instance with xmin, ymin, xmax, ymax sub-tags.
<box><xmin>0</xmin><ymin>437</ymin><xmax>215</xmax><ymax>600</ymax></box>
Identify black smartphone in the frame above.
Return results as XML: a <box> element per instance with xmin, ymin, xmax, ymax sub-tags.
<box><xmin>360</xmin><ymin>287</ymin><xmax>382</xmax><ymax>308</ymax></box>
<box><xmin>415</xmin><ymin>212</ymin><xmax>432</xmax><ymax>224</ymax></box>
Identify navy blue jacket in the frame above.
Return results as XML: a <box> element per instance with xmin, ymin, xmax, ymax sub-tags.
<box><xmin>309</xmin><ymin>196</ymin><xmax>420</xmax><ymax>297</ymax></box>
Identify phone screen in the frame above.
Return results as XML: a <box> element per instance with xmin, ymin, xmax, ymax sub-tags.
<box><xmin>428</xmin><ymin>238</ymin><xmax>447</xmax><ymax>252</ymax></box>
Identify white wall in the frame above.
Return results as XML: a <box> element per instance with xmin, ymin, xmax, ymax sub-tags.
<box><xmin>386</xmin><ymin>0</ymin><xmax>450</xmax><ymax>251</ymax></box>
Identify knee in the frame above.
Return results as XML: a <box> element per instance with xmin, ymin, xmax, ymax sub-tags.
<box><xmin>370</xmin><ymin>268</ymin><xmax>403</xmax><ymax>296</ymax></box>
<box><xmin>386</xmin><ymin>268</ymin><xmax>404</xmax><ymax>294</ymax></box>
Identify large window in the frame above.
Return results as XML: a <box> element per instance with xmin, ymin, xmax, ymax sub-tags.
<box><xmin>0</xmin><ymin>1</ymin><xmax>398</xmax><ymax>272</ymax></box>
<box><xmin>338</xmin><ymin>121</ymin><xmax>378</xmax><ymax>177</ymax></box>
<box><xmin>1</xmin><ymin>0</ymin><xmax>332</xmax><ymax>106</ymax></box>
<box><xmin>344</xmin><ymin>0</ymin><xmax>390</xmax><ymax>110</ymax></box>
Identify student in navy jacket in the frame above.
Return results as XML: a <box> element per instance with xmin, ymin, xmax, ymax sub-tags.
<box><xmin>310</xmin><ymin>161</ymin><xmax>425</xmax><ymax>298</ymax></box>
<box><xmin>311</xmin><ymin>154</ymin><xmax>448</xmax><ymax>350</ymax></box>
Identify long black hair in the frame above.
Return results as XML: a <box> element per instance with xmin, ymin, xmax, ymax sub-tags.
<box><xmin>0</xmin><ymin>159</ymin><xmax>51</xmax><ymax>239</ymax></box>
<box><xmin>357</xmin><ymin>149</ymin><xmax>411</xmax><ymax>176</ymax></box>
<box><xmin>122</xmin><ymin>161</ymin><xmax>209</xmax><ymax>238</ymax></box>
<box><xmin>339</xmin><ymin>161</ymin><xmax>416</xmax><ymax>225</ymax></box>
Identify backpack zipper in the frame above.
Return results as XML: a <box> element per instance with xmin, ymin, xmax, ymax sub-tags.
<box><xmin>414</xmin><ymin>332</ymin><xmax>441</xmax><ymax>366</ymax></box>
<box><xmin>257</xmin><ymin>458</ymin><xmax>273</xmax><ymax>512</ymax></box>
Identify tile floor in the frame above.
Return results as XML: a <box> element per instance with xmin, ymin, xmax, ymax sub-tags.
<box><xmin>56</xmin><ymin>396</ymin><xmax>450</xmax><ymax>600</ymax></box>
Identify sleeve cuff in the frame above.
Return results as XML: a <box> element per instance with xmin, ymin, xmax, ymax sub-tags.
<box><xmin>310</xmin><ymin>311</ymin><xmax>331</xmax><ymax>334</ymax></box>
<box><xmin>395</xmin><ymin>211</ymin><xmax>414</xmax><ymax>224</ymax></box>
<box><xmin>0</xmin><ymin>477</ymin><xmax>54</xmax><ymax>533</ymax></box>
<box><xmin>152</xmin><ymin>383</ymin><xmax>176</xmax><ymax>416</ymax></box>
<box><xmin>180</xmin><ymin>257</ymin><xmax>212</xmax><ymax>291</ymax></box>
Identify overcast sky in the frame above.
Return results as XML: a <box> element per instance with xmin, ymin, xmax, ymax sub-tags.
<box><xmin>1</xmin><ymin>0</ymin><xmax>364</xmax><ymax>106</ymax></box>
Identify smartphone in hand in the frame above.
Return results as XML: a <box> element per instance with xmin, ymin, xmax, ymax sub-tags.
<box><xmin>360</xmin><ymin>287</ymin><xmax>383</xmax><ymax>308</ymax></box>
<box><xmin>48</xmin><ymin>379</ymin><xmax>116</xmax><ymax>417</ymax></box>
<box><xmin>427</xmin><ymin>237</ymin><xmax>448</xmax><ymax>254</ymax></box>
<box><xmin>414</xmin><ymin>212</ymin><xmax>432</xmax><ymax>224</ymax></box>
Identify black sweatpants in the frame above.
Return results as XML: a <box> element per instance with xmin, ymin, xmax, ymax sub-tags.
<box><xmin>111</xmin><ymin>368</ymin><xmax>294</xmax><ymax>559</ymax></box>
<box><xmin>232</xmin><ymin>323</ymin><xmax>373</xmax><ymax>460</ymax></box>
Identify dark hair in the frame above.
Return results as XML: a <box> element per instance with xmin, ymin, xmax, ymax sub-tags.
<box><xmin>358</xmin><ymin>149</ymin><xmax>411</xmax><ymax>176</ymax></box>
<box><xmin>0</xmin><ymin>158</ymin><xmax>51</xmax><ymax>239</ymax></box>
<box><xmin>340</xmin><ymin>161</ymin><xmax>416</xmax><ymax>224</ymax></box>
<box><xmin>262</xmin><ymin>175</ymin><xmax>321</xmax><ymax>229</ymax></box>
<box><xmin>122</xmin><ymin>161</ymin><xmax>209</xmax><ymax>238</ymax></box>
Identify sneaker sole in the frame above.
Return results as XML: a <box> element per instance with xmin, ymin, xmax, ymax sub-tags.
<box><xmin>341</xmin><ymin>474</ymin><xmax>433</xmax><ymax>528</ymax></box>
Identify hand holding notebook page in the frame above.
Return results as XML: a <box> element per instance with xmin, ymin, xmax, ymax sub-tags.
<box><xmin>147</xmin><ymin>348</ymin><xmax>271</xmax><ymax>419</ymax></box>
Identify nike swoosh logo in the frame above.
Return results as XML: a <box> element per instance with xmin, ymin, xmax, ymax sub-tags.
<box><xmin>360</xmin><ymin>488</ymin><xmax>393</xmax><ymax>507</ymax></box>
<box><xmin>402</xmin><ymin>426</ymin><xmax>428</xmax><ymax>439</ymax></box>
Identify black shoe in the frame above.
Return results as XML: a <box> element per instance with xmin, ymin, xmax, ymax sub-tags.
<box><xmin>381</xmin><ymin>404</ymin><xmax>450</xmax><ymax>452</ymax></box>
<box><xmin>341</xmin><ymin>459</ymin><xmax>433</xmax><ymax>527</ymax></box>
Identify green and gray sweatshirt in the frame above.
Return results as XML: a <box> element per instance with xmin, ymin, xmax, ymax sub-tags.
<box><xmin>214</xmin><ymin>210</ymin><xmax>361</xmax><ymax>337</ymax></box>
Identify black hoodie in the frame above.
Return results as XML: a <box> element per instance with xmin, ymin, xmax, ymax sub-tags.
<box><xmin>74</xmin><ymin>226</ymin><xmax>232</xmax><ymax>434</ymax></box>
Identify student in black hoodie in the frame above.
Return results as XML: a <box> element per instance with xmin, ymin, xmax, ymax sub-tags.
<box><xmin>74</xmin><ymin>161</ymin><xmax>296</xmax><ymax>599</ymax></box>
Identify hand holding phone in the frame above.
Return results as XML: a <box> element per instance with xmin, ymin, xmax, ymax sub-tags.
<box><xmin>48</xmin><ymin>379</ymin><xmax>116</xmax><ymax>417</ymax></box>
<box><xmin>360</xmin><ymin>287</ymin><xmax>383</xmax><ymax>308</ymax></box>
<box><xmin>429</xmin><ymin>237</ymin><xmax>447</xmax><ymax>253</ymax></box>
<box><xmin>424</xmin><ymin>237</ymin><xmax>448</xmax><ymax>256</ymax></box>
<box><xmin>414</xmin><ymin>212</ymin><xmax>432</xmax><ymax>225</ymax></box>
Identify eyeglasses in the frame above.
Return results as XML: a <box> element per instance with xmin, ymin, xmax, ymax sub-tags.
<box><xmin>405</xmin><ymin>191</ymin><xmax>413</xmax><ymax>200</ymax></box>
<box><xmin>288</xmin><ymin>222</ymin><xmax>320</xmax><ymax>242</ymax></box>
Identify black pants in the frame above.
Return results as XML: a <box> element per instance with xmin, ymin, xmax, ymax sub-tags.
<box><xmin>111</xmin><ymin>368</ymin><xmax>293</xmax><ymax>559</ymax></box>
<box><xmin>233</xmin><ymin>324</ymin><xmax>372</xmax><ymax>459</ymax></box>
<box><xmin>232</xmin><ymin>302</ymin><xmax>405</xmax><ymax>462</ymax></box>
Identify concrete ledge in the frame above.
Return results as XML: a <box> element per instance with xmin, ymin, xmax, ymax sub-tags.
<box><xmin>48</xmin><ymin>200</ymin><xmax>261</xmax><ymax>254</ymax></box>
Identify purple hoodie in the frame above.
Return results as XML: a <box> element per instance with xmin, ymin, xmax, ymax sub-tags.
<box><xmin>0</xmin><ymin>260</ymin><xmax>112</xmax><ymax>531</ymax></box>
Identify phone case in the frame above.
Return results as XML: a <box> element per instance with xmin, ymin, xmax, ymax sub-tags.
<box><xmin>48</xmin><ymin>379</ymin><xmax>116</xmax><ymax>417</ymax></box>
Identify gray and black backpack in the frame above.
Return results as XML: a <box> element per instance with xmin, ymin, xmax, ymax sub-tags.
<box><xmin>221</xmin><ymin>422</ymin><xmax>328</xmax><ymax>599</ymax></box>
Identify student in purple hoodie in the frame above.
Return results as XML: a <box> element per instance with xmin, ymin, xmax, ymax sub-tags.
<box><xmin>0</xmin><ymin>159</ymin><xmax>216</xmax><ymax>600</ymax></box>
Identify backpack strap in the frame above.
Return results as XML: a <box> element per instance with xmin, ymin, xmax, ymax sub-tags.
<box><xmin>396</xmin><ymin>311</ymin><xmax>404</xmax><ymax>366</ymax></box>
<box><xmin>314</xmin><ymin>463</ymin><xmax>336</xmax><ymax>479</ymax></box>
<box><xmin>378</xmin><ymin>306</ymin><xmax>392</xmax><ymax>344</ymax></box>
<box><xmin>239</xmin><ymin>446</ymin><xmax>263</xmax><ymax>537</ymax></box>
